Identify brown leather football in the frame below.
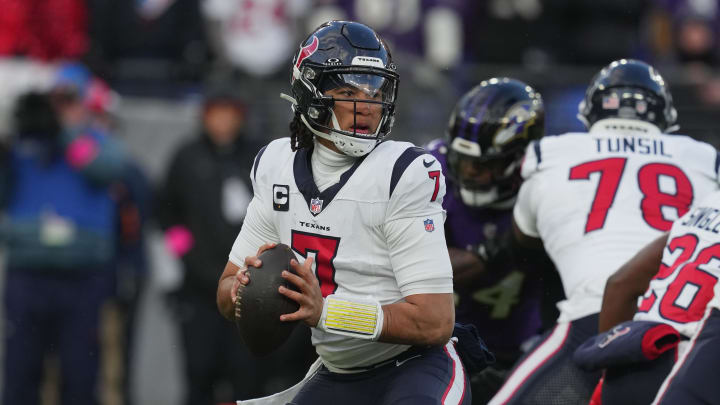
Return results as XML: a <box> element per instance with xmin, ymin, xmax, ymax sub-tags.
<box><xmin>234</xmin><ymin>243</ymin><xmax>300</xmax><ymax>356</ymax></box>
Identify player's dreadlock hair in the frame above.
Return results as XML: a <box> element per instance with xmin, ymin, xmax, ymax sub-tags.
<box><xmin>289</xmin><ymin>114</ymin><xmax>314</xmax><ymax>151</ymax></box>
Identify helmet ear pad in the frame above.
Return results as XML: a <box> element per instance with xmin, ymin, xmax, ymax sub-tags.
<box><xmin>292</xmin><ymin>76</ymin><xmax>334</xmax><ymax>128</ymax></box>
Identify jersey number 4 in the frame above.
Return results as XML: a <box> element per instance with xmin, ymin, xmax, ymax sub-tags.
<box><xmin>291</xmin><ymin>230</ymin><xmax>340</xmax><ymax>297</ymax></box>
<box><xmin>569</xmin><ymin>158</ymin><xmax>693</xmax><ymax>233</ymax></box>
<box><xmin>471</xmin><ymin>271</ymin><xmax>525</xmax><ymax>319</ymax></box>
<box><xmin>638</xmin><ymin>234</ymin><xmax>720</xmax><ymax>323</ymax></box>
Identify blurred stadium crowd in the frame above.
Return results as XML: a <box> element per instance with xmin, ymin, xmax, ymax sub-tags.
<box><xmin>1</xmin><ymin>0</ymin><xmax>720</xmax><ymax>405</ymax></box>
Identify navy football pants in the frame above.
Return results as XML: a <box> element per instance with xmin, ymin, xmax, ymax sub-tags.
<box><xmin>654</xmin><ymin>308</ymin><xmax>720</xmax><ymax>405</ymax></box>
<box><xmin>289</xmin><ymin>341</ymin><xmax>471</xmax><ymax>405</ymax></box>
<box><xmin>488</xmin><ymin>314</ymin><xmax>602</xmax><ymax>405</ymax></box>
<box><xmin>602</xmin><ymin>348</ymin><xmax>676</xmax><ymax>405</ymax></box>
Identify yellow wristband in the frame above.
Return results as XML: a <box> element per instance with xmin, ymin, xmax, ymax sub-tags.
<box><xmin>317</xmin><ymin>294</ymin><xmax>384</xmax><ymax>341</ymax></box>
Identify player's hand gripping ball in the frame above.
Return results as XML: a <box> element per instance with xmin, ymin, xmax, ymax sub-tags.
<box><xmin>234</xmin><ymin>243</ymin><xmax>300</xmax><ymax>356</ymax></box>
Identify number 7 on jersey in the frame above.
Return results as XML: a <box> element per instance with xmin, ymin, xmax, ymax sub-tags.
<box><xmin>428</xmin><ymin>170</ymin><xmax>440</xmax><ymax>202</ymax></box>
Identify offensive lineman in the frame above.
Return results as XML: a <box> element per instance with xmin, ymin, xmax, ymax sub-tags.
<box><xmin>217</xmin><ymin>21</ymin><xmax>486</xmax><ymax>405</ymax></box>
<box><xmin>488</xmin><ymin>59</ymin><xmax>720</xmax><ymax>405</ymax></box>
<box><xmin>594</xmin><ymin>189</ymin><xmax>720</xmax><ymax>405</ymax></box>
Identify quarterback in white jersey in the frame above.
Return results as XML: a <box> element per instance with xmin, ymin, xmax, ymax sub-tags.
<box><xmin>230</xmin><ymin>137</ymin><xmax>452</xmax><ymax>369</ymax></box>
<box><xmin>489</xmin><ymin>59</ymin><xmax>720</xmax><ymax>405</ymax></box>
<box><xmin>217</xmin><ymin>21</ymin><xmax>478</xmax><ymax>405</ymax></box>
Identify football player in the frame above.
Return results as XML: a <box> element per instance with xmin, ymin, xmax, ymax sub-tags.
<box><xmin>577</xmin><ymin>189</ymin><xmax>720</xmax><ymax>404</ymax></box>
<box><xmin>488</xmin><ymin>59</ymin><xmax>720</xmax><ymax>405</ymax></box>
<box><xmin>427</xmin><ymin>78</ymin><xmax>559</xmax><ymax>403</ymax></box>
<box><xmin>217</xmin><ymin>20</ymin><xmax>490</xmax><ymax>405</ymax></box>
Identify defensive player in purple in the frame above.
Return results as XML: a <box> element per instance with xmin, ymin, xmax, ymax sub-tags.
<box><xmin>427</xmin><ymin>78</ymin><xmax>555</xmax><ymax>404</ymax></box>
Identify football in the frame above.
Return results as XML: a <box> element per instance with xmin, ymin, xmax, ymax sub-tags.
<box><xmin>234</xmin><ymin>243</ymin><xmax>300</xmax><ymax>356</ymax></box>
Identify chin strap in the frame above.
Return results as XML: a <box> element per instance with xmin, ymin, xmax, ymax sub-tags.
<box><xmin>300</xmin><ymin>114</ymin><xmax>335</xmax><ymax>143</ymax></box>
<box><xmin>281</xmin><ymin>92</ymin><xmax>333</xmax><ymax>142</ymax></box>
<box><xmin>280</xmin><ymin>92</ymin><xmax>297</xmax><ymax>106</ymax></box>
<box><xmin>576</xmin><ymin>113</ymin><xmax>590</xmax><ymax>130</ymax></box>
<box><xmin>281</xmin><ymin>92</ymin><xmax>383</xmax><ymax>157</ymax></box>
<box><xmin>665</xmin><ymin>123</ymin><xmax>680</xmax><ymax>133</ymax></box>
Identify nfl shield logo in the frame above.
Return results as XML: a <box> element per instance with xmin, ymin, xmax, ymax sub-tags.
<box><xmin>310</xmin><ymin>197</ymin><xmax>323</xmax><ymax>214</ymax></box>
<box><xmin>424</xmin><ymin>219</ymin><xmax>435</xmax><ymax>232</ymax></box>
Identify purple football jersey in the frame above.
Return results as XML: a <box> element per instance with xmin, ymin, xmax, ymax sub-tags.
<box><xmin>428</xmin><ymin>139</ymin><xmax>543</xmax><ymax>355</ymax></box>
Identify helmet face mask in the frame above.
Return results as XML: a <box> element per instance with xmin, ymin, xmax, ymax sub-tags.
<box><xmin>311</xmin><ymin>69</ymin><xmax>397</xmax><ymax>136</ymax></box>
<box><xmin>289</xmin><ymin>21</ymin><xmax>399</xmax><ymax>157</ymax></box>
<box><xmin>445</xmin><ymin>78</ymin><xmax>544</xmax><ymax>209</ymax></box>
<box><xmin>448</xmin><ymin>147</ymin><xmax>522</xmax><ymax>208</ymax></box>
<box><xmin>578</xmin><ymin>59</ymin><xmax>678</xmax><ymax>132</ymax></box>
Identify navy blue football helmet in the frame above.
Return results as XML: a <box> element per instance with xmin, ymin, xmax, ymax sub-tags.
<box><xmin>285</xmin><ymin>20</ymin><xmax>399</xmax><ymax>157</ymax></box>
<box><xmin>578</xmin><ymin>59</ymin><xmax>678</xmax><ymax>132</ymax></box>
<box><xmin>446</xmin><ymin>78</ymin><xmax>544</xmax><ymax>208</ymax></box>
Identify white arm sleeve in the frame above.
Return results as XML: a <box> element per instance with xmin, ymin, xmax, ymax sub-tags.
<box><xmin>513</xmin><ymin>175</ymin><xmax>541</xmax><ymax>238</ymax></box>
<box><xmin>384</xmin><ymin>154</ymin><xmax>452</xmax><ymax>296</ymax></box>
<box><xmin>228</xmin><ymin>144</ymin><xmax>280</xmax><ymax>266</ymax></box>
<box><xmin>228</xmin><ymin>196</ymin><xmax>280</xmax><ymax>267</ymax></box>
<box><xmin>513</xmin><ymin>139</ymin><xmax>543</xmax><ymax>238</ymax></box>
<box><xmin>384</xmin><ymin>212</ymin><xmax>454</xmax><ymax>296</ymax></box>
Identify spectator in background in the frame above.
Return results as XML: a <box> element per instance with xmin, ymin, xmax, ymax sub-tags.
<box><xmin>674</xmin><ymin>13</ymin><xmax>718</xmax><ymax>66</ymax></box>
<box><xmin>202</xmin><ymin>0</ymin><xmax>308</xmax><ymax>78</ymax></box>
<box><xmin>667</xmin><ymin>3</ymin><xmax>720</xmax><ymax>114</ymax></box>
<box><xmin>641</xmin><ymin>0</ymin><xmax>720</xmax><ymax>147</ymax></box>
<box><xmin>86</xmin><ymin>0</ymin><xmax>209</xmax><ymax>89</ymax></box>
<box><xmin>0</xmin><ymin>83</ymin><xmax>128</xmax><ymax>405</ymax></box>
<box><xmin>109</xmin><ymin>152</ymin><xmax>152</xmax><ymax>405</ymax></box>
<box><xmin>647</xmin><ymin>0</ymin><xmax>719</xmax><ymax>68</ymax></box>
<box><xmin>84</xmin><ymin>75</ymin><xmax>122</xmax><ymax>131</ymax></box>
<box><xmin>201</xmin><ymin>0</ymin><xmax>309</xmax><ymax>145</ymax></box>
<box><xmin>84</xmin><ymin>73</ymin><xmax>152</xmax><ymax>405</ymax></box>
<box><xmin>0</xmin><ymin>0</ymin><xmax>88</xmax><ymax>61</ymax></box>
<box><xmin>0</xmin><ymin>60</ymin><xmax>57</xmax><ymax>139</ymax></box>
<box><xmin>157</xmin><ymin>86</ymin><xmax>314</xmax><ymax>404</ymax></box>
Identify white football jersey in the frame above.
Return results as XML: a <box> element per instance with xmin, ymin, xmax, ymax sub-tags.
<box><xmin>229</xmin><ymin>138</ymin><xmax>453</xmax><ymax>370</ymax></box>
<box><xmin>514</xmin><ymin>119</ymin><xmax>720</xmax><ymax>322</ymax></box>
<box><xmin>634</xmin><ymin>190</ymin><xmax>720</xmax><ymax>338</ymax></box>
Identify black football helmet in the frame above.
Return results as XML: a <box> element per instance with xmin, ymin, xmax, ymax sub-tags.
<box><xmin>578</xmin><ymin>59</ymin><xmax>678</xmax><ymax>132</ymax></box>
<box><xmin>284</xmin><ymin>20</ymin><xmax>399</xmax><ymax>157</ymax></box>
<box><xmin>446</xmin><ymin>78</ymin><xmax>544</xmax><ymax>208</ymax></box>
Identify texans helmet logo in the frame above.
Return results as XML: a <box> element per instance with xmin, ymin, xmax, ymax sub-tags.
<box><xmin>295</xmin><ymin>36</ymin><xmax>320</xmax><ymax>71</ymax></box>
